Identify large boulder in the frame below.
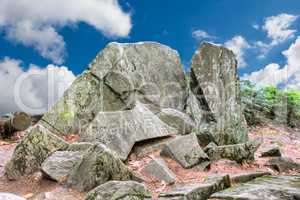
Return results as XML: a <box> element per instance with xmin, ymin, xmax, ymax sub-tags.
<box><xmin>85</xmin><ymin>181</ymin><xmax>152</xmax><ymax>200</ymax></box>
<box><xmin>0</xmin><ymin>193</ymin><xmax>25</xmax><ymax>200</ymax></box>
<box><xmin>41</xmin><ymin>42</ymin><xmax>187</xmax><ymax>136</ymax></box>
<box><xmin>80</xmin><ymin>102</ymin><xmax>176</xmax><ymax>160</ymax></box>
<box><xmin>161</xmin><ymin>133</ymin><xmax>210</xmax><ymax>169</ymax></box>
<box><xmin>67</xmin><ymin>143</ymin><xmax>134</xmax><ymax>192</ymax></box>
<box><xmin>190</xmin><ymin>42</ymin><xmax>248</xmax><ymax>145</ymax></box>
<box><xmin>5</xmin><ymin>125</ymin><xmax>69</xmax><ymax>180</ymax></box>
<box><xmin>266</xmin><ymin>157</ymin><xmax>300</xmax><ymax>172</ymax></box>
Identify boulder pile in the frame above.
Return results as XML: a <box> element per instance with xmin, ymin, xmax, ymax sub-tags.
<box><xmin>5</xmin><ymin>42</ymin><xmax>266</xmax><ymax>199</ymax></box>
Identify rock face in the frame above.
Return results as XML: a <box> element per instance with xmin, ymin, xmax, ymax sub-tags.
<box><xmin>85</xmin><ymin>181</ymin><xmax>152</xmax><ymax>200</ymax></box>
<box><xmin>205</xmin><ymin>139</ymin><xmax>262</xmax><ymax>164</ymax></box>
<box><xmin>67</xmin><ymin>143</ymin><xmax>134</xmax><ymax>192</ymax></box>
<box><xmin>190</xmin><ymin>43</ymin><xmax>248</xmax><ymax>145</ymax></box>
<box><xmin>142</xmin><ymin>158</ymin><xmax>176</xmax><ymax>184</ymax></box>
<box><xmin>5</xmin><ymin>125</ymin><xmax>69</xmax><ymax>180</ymax></box>
<box><xmin>161</xmin><ymin>133</ymin><xmax>210</xmax><ymax>169</ymax></box>
<box><xmin>41</xmin><ymin>42</ymin><xmax>187</xmax><ymax>136</ymax></box>
<box><xmin>80</xmin><ymin>102</ymin><xmax>176</xmax><ymax>160</ymax></box>
<box><xmin>230</xmin><ymin>171</ymin><xmax>271</xmax><ymax>184</ymax></box>
<box><xmin>0</xmin><ymin>193</ymin><xmax>26</xmax><ymax>200</ymax></box>
<box><xmin>157</xmin><ymin>108</ymin><xmax>195</xmax><ymax>134</ymax></box>
<box><xmin>211</xmin><ymin>175</ymin><xmax>300</xmax><ymax>200</ymax></box>
<box><xmin>41</xmin><ymin>151</ymin><xmax>82</xmax><ymax>182</ymax></box>
<box><xmin>158</xmin><ymin>174</ymin><xmax>231</xmax><ymax>200</ymax></box>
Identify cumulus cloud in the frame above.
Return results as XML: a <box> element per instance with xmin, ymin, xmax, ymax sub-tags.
<box><xmin>0</xmin><ymin>57</ymin><xmax>76</xmax><ymax>115</ymax></box>
<box><xmin>192</xmin><ymin>30</ymin><xmax>217</xmax><ymax>41</ymax></box>
<box><xmin>0</xmin><ymin>0</ymin><xmax>132</xmax><ymax>64</ymax></box>
<box><xmin>243</xmin><ymin>36</ymin><xmax>300</xmax><ymax>89</ymax></box>
<box><xmin>225</xmin><ymin>36</ymin><xmax>251</xmax><ymax>68</ymax></box>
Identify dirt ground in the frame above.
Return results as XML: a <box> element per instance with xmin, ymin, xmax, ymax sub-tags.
<box><xmin>0</xmin><ymin>124</ymin><xmax>299</xmax><ymax>199</ymax></box>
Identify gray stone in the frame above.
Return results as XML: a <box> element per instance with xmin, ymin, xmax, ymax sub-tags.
<box><xmin>261</xmin><ymin>145</ymin><xmax>282</xmax><ymax>157</ymax></box>
<box><xmin>142</xmin><ymin>158</ymin><xmax>176</xmax><ymax>184</ymax></box>
<box><xmin>266</xmin><ymin>157</ymin><xmax>300</xmax><ymax>172</ymax></box>
<box><xmin>80</xmin><ymin>102</ymin><xmax>176</xmax><ymax>160</ymax></box>
<box><xmin>161</xmin><ymin>133</ymin><xmax>210</xmax><ymax>169</ymax></box>
<box><xmin>67</xmin><ymin>142</ymin><xmax>94</xmax><ymax>152</ymax></box>
<box><xmin>157</xmin><ymin>108</ymin><xmax>195</xmax><ymax>134</ymax></box>
<box><xmin>0</xmin><ymin>193</ymin><xmax>25</xmax><ymax>200</ymax></box>
<box><xmin>230</xmin><ymin>171</ymin><xmax>271</xmax><ymax>184</ymax></box>
<box><xmin>211</xmin><ymin>175</ymin><xmax>300</xmax><ymax>200</ymax></box>
<box><xmin>5</xmin><ymin>125</ymin><xmax>69</xmax><ymax>180</ymax></box>
<box><xmin>159</xmin><ymin>174</ymin><xmax>231</xmax><ymax>200</ymax></box>
<box><xmin>85</xmin><ymin>181</ymin><xmax>152</xmax><ymax>200</ymax></box>
<box><xmin>205</xmin><ymin>139</ymin><xmax>262</xmax><ymax>164</ymax></box>
<box><xmin>41</xmin><ymin>151</ymin><xmax>82</xmax><ymax>182</ymax></box>
<box><xmin>190</xmin><ymin>42</ymin><xmax>248</xmax><ymax>145</ymax></box>
<box><xmin>132</xmin><ymin>137</ymin><xmax>173</xmax><ymax>157</ymax></box>
<box><xmin>67</xmin><ymin>143</ymin><xmax>134</xmax><ymax>192</ymax></box>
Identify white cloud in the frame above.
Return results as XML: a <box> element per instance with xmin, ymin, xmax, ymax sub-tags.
<box><xmin>242</xmin><ymin>36</ymin><xmax>300</xmax><ymax>89</ymax></box>
<box><xmin>0</xmin><ymin>57</ymin><xmax>76</xmax><ymax>115</ymax></box>
<box><xmin>252</xmin><ymin>23</ymin><xmax>260</xmax><ymax>30</ymax></box>
<box><xmin>263</xmin><ymin>13</ymin><xmax>298</xmax><ymax>45</ymax></box>
<box><xmin>192</xmin><ymin>30</ymin><xmax>216</xmax><ymax>41</ymax></box>
<box><xmin>225</xmin><ymin>36</ymin><xmax>251</xmax><ymax>68</ymax></box>
<box><xmin>0</xmin><ymin>0</ymin><xmax>132</xmax><ymax>64</ymax></box>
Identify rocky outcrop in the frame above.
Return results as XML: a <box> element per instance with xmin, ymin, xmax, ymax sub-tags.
<box><xmin>5</xmin><ymin>125</ymin><xmax>69</xmax><ymax>180</ymax></box>
<box><xmin>80</xmin><ymin>102</ymin><xmax>176</xmax><ymax>160</ymax></box>
<box><xmin>67</xmin><ymin>143</ymin><xmax>134</xmax><ymax>192</ymax></box>
<box><xmin>230</xmin><ymin>171</ymin><xmax>271</xmax><ymax>184</ymax></box>
<box><xmin>161</xmin><ymin>133</ymin><xmax>210</xmax><ymax>169</ymax></box>
<box><xmin>85</xmin><ymin>181</ymin><xmax>152</xmax><ymax>200</ymax></box>
<box><xmin>0</xmin><ymin>193</ymin><xmax>25</xmax><ymax>200</ymax></box>
<box><xmin>157</xmin><ymin>108</ymin><xmax>195</xmax><ymax>134</ymax></box>
<box><xmin>142</xmin><ymin>158</ymin><xmax>176</xmax><ymax>184</ymax></box>
<box><xmin>41</xmin><ymin>151</ymin><xmax>82</xmax><ymax>182</ymax></box>
<box><xmin>205</xmin><ymin>139</ymin><xmax>262</xmax><ymax>164</ymax></box>
<box><xmin>211</xmin><ymin>175</ymin><xmax>300</xmax><ymax>200</ymax></box>
<box><xmin>158</xmin><ymin>174</ymin><xmax>230</xmax><ymax>200</ymax></box>
<box><xmin>190</xmin><ymin>43</ymin><xmax>248</xmax><ymax>145</ymax></box>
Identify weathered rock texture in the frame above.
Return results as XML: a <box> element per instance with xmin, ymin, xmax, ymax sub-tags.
<box><xmin>5</xmin><ymin>125</ymin><xmax>69</xmax><ymax>180</ymax></box>
<box><xmin>261</xmin><ymin>145</ymin><xmax>281</xmax><ymax>157</ymax></box>
<box><xmin>41</xmin><ymin>151</ymin><xmax>82</xmax><ymax>182</ymax></box>
<box><xmin>80</xmin><ymin>102</ymin><xmax>176</xmax><ymax>160</ymax></box>
<box><xmin>230</xmin><ymin>171</ymin><xmax>271</xmax><ymax>184</ymax></box>
<box><xmin>266</xmin><ymin>157</ymin><xmax>300</xmax><ymax>172</ymax></box>
<box><xmin>211</xmin><ymin>175</ymin><xmax>300</xmax><ymax>200</ymax></box>
<box><xmin>0</xmin><ymin>193</ymin><xmax>26</xmax><ymax>200</ymax></box>
<box><xmin>161</xmin><ymin>133</ymin><xmax>210</xmax><ymax>169</ymax></box>
<box><xmin>190</xmin><ymin>43</ymin><xmax>248</xmax><ymax>145</ymax></box>
<box><xmin>67</xmin><ymin>143</ymin><xmax>134</xmax><ymax>192</ymax></box>
<box><xmin>85</xmin><ymin>181</ymin><xmax>152</xmax><ymax>200</ymax></box>
<box><xmin>158</xmin><ymin>174</ymin><xmax>231</xmax><ymax>200</ymax></box>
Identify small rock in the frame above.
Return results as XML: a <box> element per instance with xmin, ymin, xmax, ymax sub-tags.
<box><xmin>159</xmin><ymin>174</ymin><xmax>231</xmax><ymax>200</ymax></box>
<box><xmin>157</xmin><ymin>108</ymin><xmax>196</xmax><ymax>134</ymax></box>
<box><xmin>266</xmin><ymin>157</ymin><xmax>300</xmax><ymax>172</ymax></box>
<box><xmin>261</xmin><ymin>145</ymin><xmax>281</xmax><ymax>157</ymax></box>
<box><xmin>41</xmin><ymin>151</ymin><xmax>82</xmax><ymax>182</ymax></box>
<box><xmin>132</xmin><ymin>137</ymin><xmax>173</xmax><ymax>157</ymax></box>
<box><xmin>230</xmin><ymin>171</ymin><xmax>271</xmax><ymax>184</ymax></box>
<box><xmin>142</xmin><ymin>157</ymin><xmax>176</xmax><ymax>184</ymax></box>
<box><xmin>85</xmin><ymin>181</ymin><xmax>152</xmax><ymax>200</ymax></box>
<box><xmin>161</xmin><ymin>133</ymin><xmax>210</xmax><ymax>169</ymax></box>
<box><xmin>0</xmin><ymin>193</ymin><xmax>25</xmax><ymax>200</ymax></box>
<box><xmin>205</xmin><ymin>138</ymin><xmax>262</xmax><ymax>164</ymax></box>
<box><xmin>67</xmin><ymin>143</ymin><xmax>134</xmax><ymax>191</ymax></box>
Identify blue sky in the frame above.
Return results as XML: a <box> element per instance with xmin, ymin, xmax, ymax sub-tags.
<box><xmin>0</xmin><ymin>0</ymin><xmax>300</xmax><ymax>113</ymax></box>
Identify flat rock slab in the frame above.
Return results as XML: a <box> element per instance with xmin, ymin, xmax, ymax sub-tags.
<box><xmin>81</xmin><ymin>102</ymin><xmax>176</xmax><ymax>160</ymax></box>
<box><xmin>266</xmin><ymin>157</ymin><xmax>300</xmax><ymax>172</ymax></box>
<box><xmin>67</xmin><ymin>143</ymin><xmax>134</xmax><ymax>192</ymax></box>
<box><xmin>205</xmin><ymin>139</ymin><xmax>262</xmax><ymax>164</ymax></box>
<box><xmin>158</xmin><ymin>108</ymin><xmax>195</xmax><ymax>134</ymax></box>
<box><xmin>159</xmin><ymin>174</ymin><xmax>231</xmax><ymax>200</ymax></box>
<box><xmin>190</xmin><ymin>42</ymin><xmax>248</xmax><ymax>145</ymax></box>
<box><xmin>261</xmin><ymin>145</ymin><xmax>281</xmax><ymax>157</ymax></box>
<box><xmin>41</xmin><ymin>151</ymin><xmax>82</xmax><ymax>182</ymax></box>
<box><xmin>0</xmin><ymin>193</ymin><xmax>25</xmax><ymax>200</ymax></box>
<box><xmin>5</xmin><ymin>125</ymin><xmax>69</xmax><ymax>180</ymax></box>
<box><xmin>230</xmin><ymin>171</ymin><xmax>271</xmax><ymax>184</ymax></box>
<box><xmin>142</xmin><ymin>158</ymin><xmax>176</xmax><ymax>184</ymax></box>
<box><xmin>211</xmin><ymin>175</ymin><xmax>300</xmax><ymax>200</ymax></box>
<box><xmin>85</xmin><ymin>181</ymin><xmax>152</xmax><ymax>200</ymax></box>
<box><xmin>161</xmin><ymin>133</ymin><xmax>210</xmax><ymax>169</ymax></box>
